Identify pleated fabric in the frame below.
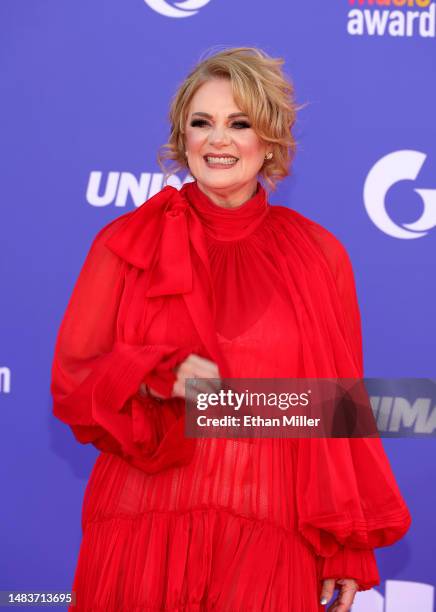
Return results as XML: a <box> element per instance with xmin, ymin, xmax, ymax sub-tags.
<box><xmin>51</xmin><ymin>179</ymin><xmax>411</xmax><ymax>611</ymax></box>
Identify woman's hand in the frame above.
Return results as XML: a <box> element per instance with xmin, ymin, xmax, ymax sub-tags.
<box><xmin>171</xmin><ymin>353</ymin><xmax>221</xmax><ymax>399</ymax></box>
<box><xmin>140</xmin><ymin>353</ymin><xmax>221</xmax><ymax>400</ymax></box>
<box><xmin>320</xmin><ymin>578</ymin><xmax>359</xmax><ymax>610</ymax></box>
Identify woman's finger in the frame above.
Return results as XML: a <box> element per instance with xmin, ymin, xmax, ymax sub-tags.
<box><xmin>177</xmin><ymin>360</ymin><xmax>221</xmax><ymax>395</ymax></box>
<box><xmin>327</xmin><ymin>580</ymin><xmax>358</xmax><ymax>612</ymax></box>
<box><xmin>178</xmin><ymin>368</ymin><xmax>221</xmax><ymax>392</ymax></box>
<box><xmin>172</xmin><ymin>372</ymin><xmax>220</xmax><ymax>400</ymax></box>
<box><xmin>183</xmin><ymin>353</ymin><xmax>220</xmax><ymax>372</ymax></box>
<box><xmin>320</xmin><ymin>578</ymin><xmax>335</xmax><ymax>606</ymax></box>
<box><xmin>183</xmin><ymin>375</ymin><xmax>221</xmax><ymax>398</ymax></box>
<box><xmin>178</xmin><ymin>354</ymin><xmax>220</xmax><ymax>379</ymax></box>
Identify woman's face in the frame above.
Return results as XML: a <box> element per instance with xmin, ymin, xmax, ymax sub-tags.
<box><xmin>183</xmin><ymin>78</ymin><xmax>270</xmax><ymax>205</ymax></box>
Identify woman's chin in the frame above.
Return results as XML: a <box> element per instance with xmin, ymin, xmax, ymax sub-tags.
<box><xmin>195</xmin><ymin>172</ymin><xmax>242</xmax><ymax>190</ymax></box>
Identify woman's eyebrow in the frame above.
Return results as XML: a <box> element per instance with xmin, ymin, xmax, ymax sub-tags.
<box><xmin>191</xmin><ymin>112</ymin><xmax>249</xmax><ymax>119</ymax></box>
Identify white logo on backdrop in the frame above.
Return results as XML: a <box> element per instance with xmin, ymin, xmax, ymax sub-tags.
<box><xmin>0</xmin><ymin>366</ymin><xmax>11</xmax><ymax>394</ymax></box>
<box><xmin>370</xmin><ymin>396</ymin><xmax>436</xmax><ymax>434</ymax></box>
<box><xmin>86</xmin><ymin>172</ymin><xmax>192</xmax><ymax>207</ymax></box>
<box><xmin>347</xmin><ymin>2</ymin><xmax>435</xmax><ymax>38</ymax></box>
<box><xmin>352</xmin><ymin>580</ymin><xmax>434</xmax><ymax>611</ymax></box>
<box><xmin>144</xmin><ymin>0</ymin><xmax>211</xmax><ymax>18</ymax></box>
<box><xmin>364</xmin><ymin>150</ymin><xmax>436</xmax><ymax>239</ymax></box>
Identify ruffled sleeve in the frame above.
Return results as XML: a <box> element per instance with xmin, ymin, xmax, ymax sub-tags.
<box><xmin>317</xmin><ymin>546</ymin><xmax>380</xmax><ymax>592</ymax></box>
<box><xmin>50</xmin><ymin>216</ymin><xmax>197</xmax><ymax>473</ymax></box>
<box><xmin>294</xmin><ymin>228</ymin><xmax>412</xmax><ymax>591</ymax></box>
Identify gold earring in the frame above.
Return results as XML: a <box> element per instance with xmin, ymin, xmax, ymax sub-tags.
<box><xmin>265</xmin><ymin>152</ymin><xmax>273</xmax><ymax>160</ymax></box>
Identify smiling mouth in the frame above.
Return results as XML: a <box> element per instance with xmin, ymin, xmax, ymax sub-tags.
<box><xmin>203</xmin><ymin>155</ymin><xmax>239</xmax><ymax>167</ymax></box>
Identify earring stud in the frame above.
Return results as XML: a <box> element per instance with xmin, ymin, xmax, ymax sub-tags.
<box><xmin>265</xmin><ymin>152</ymin><xmax>273</xmax><ymax>160</ymax></box>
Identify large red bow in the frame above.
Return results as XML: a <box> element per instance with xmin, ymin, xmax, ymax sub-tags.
<box><xmin>105</xmin><ymin>186</ymin><xmax>210</xmax><ymax>298</ymax></box>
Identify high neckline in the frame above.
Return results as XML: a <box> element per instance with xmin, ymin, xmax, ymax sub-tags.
<box><xmin>180</xmin><ymin>179</ymin><xmax>270</xmax><ymax>241</ymax></box>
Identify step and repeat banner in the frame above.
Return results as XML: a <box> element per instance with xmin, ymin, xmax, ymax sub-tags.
<box><xmin>1</xmin><ymin>0</ymin><xmax>435</xmax><ymax>609</ymax></box>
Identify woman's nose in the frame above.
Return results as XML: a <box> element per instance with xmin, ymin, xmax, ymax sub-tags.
<box><xmin>208</xmin><ymin>126</ymin><xmax>231</xmax><ymax>145</ymax></box>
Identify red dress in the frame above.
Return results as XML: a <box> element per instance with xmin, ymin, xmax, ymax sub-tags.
<box><xmin>51</xmin><ymin>180</ymin><xmax>411</xmax><ymax>611</ymax></box>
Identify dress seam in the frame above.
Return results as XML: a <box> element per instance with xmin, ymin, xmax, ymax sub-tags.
<box><xmin>83</xmin><ymin>503</ymin><xmax>299</xmax><ymax>538</ymax></box>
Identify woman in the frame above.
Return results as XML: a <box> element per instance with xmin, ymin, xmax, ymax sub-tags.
<box><xmin>51</xmin><ymin>47</ymin><xmax>412</xmax><ymax>611</ymax></box>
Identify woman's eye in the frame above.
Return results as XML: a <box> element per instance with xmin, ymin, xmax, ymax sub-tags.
<box><xmin>190</xmin><ymin>119</ymin><xmax>208</xmax><ymax>127</ymax></box>
<box><xmin>231</xmin><ymin>121</ymin><xmax>251</xmax><ymax>129</ymax></box>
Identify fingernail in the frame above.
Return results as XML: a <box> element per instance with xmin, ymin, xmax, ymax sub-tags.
<box><xmin>320</xmin><ymin>597</ymin><xmax>328</xmax><ymax>605</ymax></box>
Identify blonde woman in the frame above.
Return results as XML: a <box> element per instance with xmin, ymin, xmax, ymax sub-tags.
<box><xmin>51</xmin><ymin>47</ymin><xmax>411</xmax><ymax>611</ymax></box>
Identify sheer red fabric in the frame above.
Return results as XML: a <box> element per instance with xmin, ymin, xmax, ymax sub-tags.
<box><xmin>51</xmin><ymin>179</ymin><xmax>411</xmax><ymax>611</ymax></box>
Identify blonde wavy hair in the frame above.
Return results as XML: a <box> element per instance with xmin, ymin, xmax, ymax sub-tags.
<box><xmin>157</xmin><ymin>46</ymin><xmax>304</xmax><ymax>192</ymax></box>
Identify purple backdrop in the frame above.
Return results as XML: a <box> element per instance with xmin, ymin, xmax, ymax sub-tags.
<box><xmin>1</xmin><ymin>0</ymin><xmax>435</xmax><ymax>609</ymax></box>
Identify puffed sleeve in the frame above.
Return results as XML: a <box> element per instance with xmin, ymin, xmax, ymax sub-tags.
<box><xmin>50</xmin><ymin>217</ymin><xmax>196</xmax><ymax>473</ymax></box>
<box><xmin>296</xmin><ymin>235</ymin><xmax>411</xmax><ymax>592</ymax></box>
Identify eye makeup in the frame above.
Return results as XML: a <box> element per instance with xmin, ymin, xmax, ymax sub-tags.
<box><xmin>190</xmin><ymin>119</ymin><xmax>251</xmax><ymax>129</ymax></box>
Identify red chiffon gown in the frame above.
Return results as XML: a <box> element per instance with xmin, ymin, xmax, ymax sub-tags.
<box><xmin>51</xmin><ymin>179</ymin><xmax>411</xmax><ymax>611</ymax></box>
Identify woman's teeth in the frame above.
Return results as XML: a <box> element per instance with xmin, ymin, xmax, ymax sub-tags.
<box><xmin>205</xmin><ymin>156</ymin><xmax>238</xmax><ymax>165</ymax></box>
